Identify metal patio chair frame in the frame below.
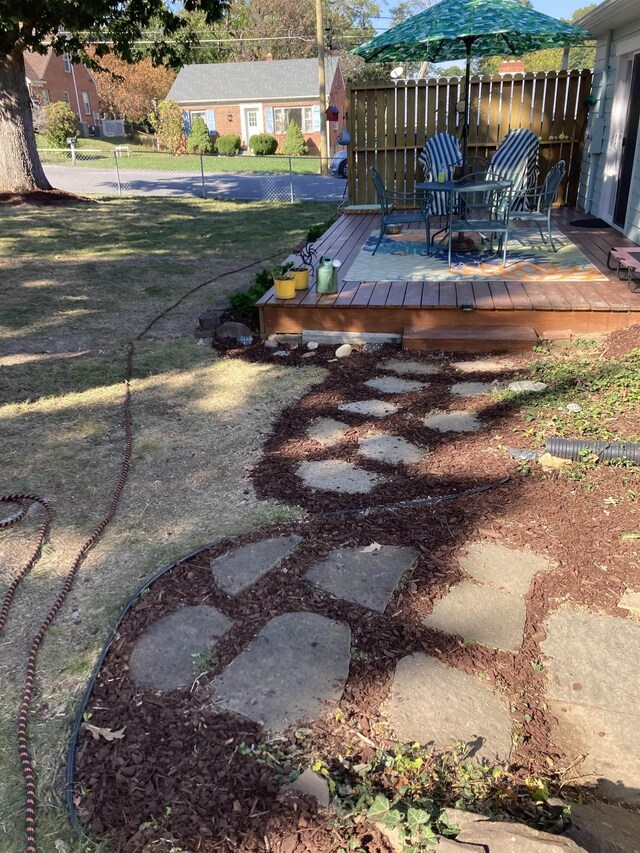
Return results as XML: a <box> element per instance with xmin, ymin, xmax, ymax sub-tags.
<box><xmin>447</xmin><ymin>173</ymin><xmax>513</xmax><ymax>268</ymax></box>
<box><xmin>370</xmin><ymin>167</ymin><xmax>432</xmax><ymax>255</ymax></box>
<box><xmin>508</xmin><ymin>160</ymin><xmax>567</xmax><ymax>251</ymax></box>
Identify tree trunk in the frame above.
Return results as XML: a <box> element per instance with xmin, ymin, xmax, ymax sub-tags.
<box><xmin>0</xmin><ymin>51</ymin><xmax>51</xmax><ymax>192</ymax></box>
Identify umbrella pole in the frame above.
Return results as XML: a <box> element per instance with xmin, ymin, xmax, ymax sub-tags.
<box><xmin>452</xmin><ymin>37</ymin><xmax>476</xmax><ymax>254</ymax></box>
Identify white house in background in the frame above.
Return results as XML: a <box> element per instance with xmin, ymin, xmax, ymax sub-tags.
<box><xmin>578</xmin><ymin>0</ymin><xmax>640</xmax><ymax>242</ymax></box>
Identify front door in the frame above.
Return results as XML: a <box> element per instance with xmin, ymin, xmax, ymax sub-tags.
<box><xmin>241</xmin><ymin>104</ymin><xmax>263</xmax><ymax>147</ymax></box>
<box><xmin>613</xmin><ymin>53</ymin><xmax>640</xmax><ymax>228</ymax></box>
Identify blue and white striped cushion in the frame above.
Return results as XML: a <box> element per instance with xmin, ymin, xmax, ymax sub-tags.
<box><xmin>488</xmin><ymin>129</ymin><xmax>540</xmax><ymax>211</ymax></box>
<box><xmin>418</xmin><ymin>132</ymin><xmax>462</xmax><ymax>215</ymax></box>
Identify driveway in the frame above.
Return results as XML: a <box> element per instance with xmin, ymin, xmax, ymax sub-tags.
<box><xmin>43</xmin><ymin>164</ymin><xmax>347</xmax><ymax>202</ymax></box>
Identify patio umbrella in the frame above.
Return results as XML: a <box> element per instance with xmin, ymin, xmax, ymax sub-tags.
<box><xmin>352</xmin><ymin>0</ymin><xmax>591</xmax><ymax>169</ymax></box>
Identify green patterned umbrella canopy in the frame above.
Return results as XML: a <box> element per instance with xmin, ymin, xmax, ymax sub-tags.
<box><xmin>352</xmin><ymin>0</ymin><xmax>590</xmax><ymax>64</ymax></box>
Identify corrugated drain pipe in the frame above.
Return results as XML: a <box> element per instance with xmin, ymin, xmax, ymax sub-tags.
<box><xmin>546</xmin><ymin>437</ymin><xmax>640</xmax><ymax>463</ymax></box>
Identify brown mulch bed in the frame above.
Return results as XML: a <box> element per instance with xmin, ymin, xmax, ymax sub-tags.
<box><xmin>601</xmin><ymin>323</ymin><xmax>640</xmax><ymax>360</ymax></box>
<box><xmin>0</xmin><ymin>189</ymin><xmax>92</xmax><ymax>206</ymax></box>
<box><xmin>73</xmin><ymin>343</ymin><xmax>640</xmax><ymax>852</ymax></box>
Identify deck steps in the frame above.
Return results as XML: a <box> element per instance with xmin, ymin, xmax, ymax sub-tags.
<box><xmin>403</xmin><ymin>325</ymin><xmax>539</xmax><ymax>352</ymax></box>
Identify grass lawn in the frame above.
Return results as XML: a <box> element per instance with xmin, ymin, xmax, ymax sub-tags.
<box><xmin>0</xmin><ymin>196</ymin><xmax>333</xmax><ymax>851</ymax></box>
<box><xmin>37</xmin><ymin>135</ymin><xmax>324</xmax><ymax>175</ymax></box>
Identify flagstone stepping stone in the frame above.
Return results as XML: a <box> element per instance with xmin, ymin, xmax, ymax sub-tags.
<box><xmin>210</xmin><ymin>612</ymin><xmax>351</xmax><ymax>731</ymax></box>
<box><xmin>459</xmin><ymin>542</ymin><xmax>551</xmax><ymax>598</ymax></box>
<box><xmin>306</xmin><ymin>417</ymin><xmax>352</xmax><ymax>448</ymax></box>
<box><xmin>564</xmin><ymin>801</ymin><xmax>640</xmax><ymax>853</ymax></box>
<box><xmin>450</xmin><ymin>381</ymin><xmax>500</xmax><ymax>397</ymax></box>
<box><xmin>357</xmin><ymin>432</ymin><xmax>425</xmax><ymax>466</ymax></box>
<box><xmin>540</xmin><ymin>610</ymin><xmax>640</xmax><ymax>803</ymax></box>
<box><xmin>306</xmin><ymin>545</ymin><xmax>419</xmax><ymax>613</ymax></box>
<box><xmin>130</xmin><ymin>605</ymin><xmax>232</xmax><ymax>691</ymax></box>
<box><xmin>423</xmin><ymin>410</ymin><xmax>482</xmax><ymax>432</ymax></box>
<box><xmin>452</xmin><ymin>358</ymin><xmax>514</xmax><ymax>374</ymax></box>
<box><xmin>364</xmin><ymin>376</ymin><xmax>428</xmax><ymax>394</ymax></box>
<box><xmin>508</xmin><ymin>380</ymin><xmax>548</xmax><ymax>393</ymax></box>
<box><xmin>380</xmin><ymin>358</ymin><xmax>441</xmax><ymax>376</ymax></box>
<box><xmin>618</xmin><ymin>587</ymin><xmax>640</xmax><ymax>617</ymax></box>
<box><xmin>211</xmin><ymin>534</ymin><xmax>302</xmax><ymax>596</ymax></box>
<box><xmin>422</xmin><ymin>581</ymin><xmax>526</xmax><ymax>651</ymax></box>
<box><xmin>297</xmin><ymin>459</ymin><xmax>384</xmax><ymax>493</ymax></box>
<box><xmin>388</xmin><ymin>654</ymin><xmax>512</xmax><ymax>761</ymax></box>
<box><xmin>339</xmin><ymin>399</ymin><xmax>399</xmax><ymax>418</ymax></box>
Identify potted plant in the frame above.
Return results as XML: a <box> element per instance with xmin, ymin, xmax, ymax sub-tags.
<box><xmin>272</xmin><ymin>262</ymin><xmax>296</xmax><ymax>299</ymax></box>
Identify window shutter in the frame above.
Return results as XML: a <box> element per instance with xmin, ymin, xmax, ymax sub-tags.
<box><xmin>182</xmin><ymin>111</ymin><xmax>191</xmax><ymax>132</ymax></box>
<box><xmin>265</xmin><ymin>107</ymin><xmax>274</xmax><ymax>134</ymax></box>
<box><xmin>205</xmin><ymin>110</ymin><xmax>216</xmax><ymax>132</ymax></box>
<box><xmin>312</xmin><ymin>105</ymin><xmax>321</xmax><ymax>132</ymax></box>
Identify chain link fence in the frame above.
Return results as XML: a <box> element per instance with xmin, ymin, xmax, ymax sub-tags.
<box><xmin>38</xmin><ymin>148</ymin><xmax>345</xmax><ymax>202</ymax></box>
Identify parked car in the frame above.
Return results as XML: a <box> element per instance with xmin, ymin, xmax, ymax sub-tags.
<box><xmin>330</xmin><ymin>150</ymin><xmax>347</xmax><ymax>178</ymax></box>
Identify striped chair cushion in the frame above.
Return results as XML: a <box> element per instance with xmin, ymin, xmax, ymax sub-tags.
<box><xmin>487</xmin><ymin>128</ymin><xmax>540</xmax><ymax>211</ymax></box>
<box><xmin>417</xmin><ymin>132</ymin><xmax>462</xmax><ymax>215</ymax></box>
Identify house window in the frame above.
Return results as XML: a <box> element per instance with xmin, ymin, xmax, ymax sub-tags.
<box><xmin>82</xmin><ymin>92</ymin><xmax>91</xmax><ymax>115</ymax></box>
<box><xmin>273</xmin><ymin>106</ymin><xmax>313</xmax><ymax>134</ymax></box>
<box><xmin>190</xmin><ymin>110</ymin><xmax>216</xmax><ymax>132</ymax></box>
<box><xmin>63</xmin><ymin>52</ymin><xmax>72</xmax><ymax>73</ymax></box>
<box><xmin>41</xmin><ymin>90</ymin><xmax>50</xmax><ymax>105</ymax></box>
<box><xmin>62</xmin><ymin>91</ymin><xmax>71</xmax><ymax>105</ymax></box>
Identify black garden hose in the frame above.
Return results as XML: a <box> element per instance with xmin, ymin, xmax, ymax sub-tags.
<box><xmin>545</xmin><ymin>437</ymin><xmax>640</xmax><ymax>463</ymax></box>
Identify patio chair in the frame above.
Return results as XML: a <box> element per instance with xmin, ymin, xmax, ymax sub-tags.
<box><xmin>487</xmin><ymin>128</ymin><xmax>540</xmax><ymax>212</ymax></box>
<box><xmin>508</xmin><ymin>160</ymin><xmax>567</xmax><ymax>251</ymax></box>
<box><xmin>447</xmin><ymin>174</ymin><xmax>512</xmax><ymax>268</ymax></box>
<box><xmin>417</xmin><ymin>132</ymin><xmax>462</xmax><ymax>215</ymax></box>
<box><xmin>370</xmin><ymin>167</ymin><xmax>432</xmax><ymax>256</ymax></box>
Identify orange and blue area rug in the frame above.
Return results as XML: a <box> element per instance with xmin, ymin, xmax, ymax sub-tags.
<box><xmin>346</xmin><ymin>228</ymin><xmax>608</xmax><ymax>282</ymax></box>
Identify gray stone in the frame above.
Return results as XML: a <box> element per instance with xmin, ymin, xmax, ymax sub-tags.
<box><xmin>364</xmin><ymin>375</ymin><xmax>428</xmax><ymax>394</ymax></box>
<box><xmin>264</xmin><ymin>339</ymin><xmax>279</xmax><ymax>349</ymax></box>
<box><xmin>211</xmin><ymin>535</ymin><xmax>302</xmax><ymax>596</ymax></box>
<box><xmin>306</xmin><ymin>418</ymin><xmax>351</xmax><ymax>448</ymax></box>
<box><xmin>130</xmin><ymin>605</ymin><xmax>232</xmax><ymax>691</ymax></box>
<box><xmin>564</xmin><ymin>801</ymin><xmax>640</xmax><ymax>853</ymax></box>
<box><xmin>541</xmin><ymin>611</ymin><xmax>640</xmax><ymax>803</ymax></box>
<box><xmin>453</xmin><ymin>358</ymin><xmax>514</xmax><ymax>374</ymax></box>
<box><xmin>618</xmin><ymin>588</ymin><xmax>640</xmax><ymax>617</ymax></box>
<box><xmin>458</xmin><ymin>542</ymin><xmax>551</xmax><ymax>598</ymax></box>
<box><xmin>424</xmin><ymin>410</ymin><xmax>482</xmax><ymax>432</ymax></box>
<box><xmin>211</xmin><ymin>612</ymin><xmax>351</xmax><ymax>731</ymax></box>
<box><xmin>286</xmin><ymin>769</ymin><xmax>330</xmax><ymax>807</ymax></box>
<box><xmin>456</xmin><ymin>820</ymin><xmax>587</xmax><ymax>852</ymax></box>
<box><xmin>388</xmin><ymin>654</ymin><xmax>512</xmax><ymax>761</ymax></box>
<box><xmin>306</xmin><ymin>545</ymin><xmax>418</xmax><ymax>613</ymax></box>
<box><xmin>273</xmin><ymin>350</ymin><xmax>290</xmax><ymax>357</ymax></box>
<box><xmin>422</xmin><ymin>581</ymin><xmax>526</xmax><ymax>651</ymax></box>
<box><xmin>214</xmin><ymin>321</ymin><xmax>253</xmax><ymax>342</ymax></box>
<box><xmin>335</xmin><ymin>344</ymin><xmax>352</xmax><ymax>358</ymax></box>
<box><xmin>508</xmin><ymin>380</ymin><xmax>548</xmax><ymax>393</ymax></box>
<box><xmin>565</xmin><ymin>402</ymin><xmax>582</xmax><ymax>413</ymax></box>
<box><xmin>307</xmin><ymin>341</ymin><xmax>319</xmax><ymax>351</ymax></box>
<box><xmin>297</xmin><ymin>459</ymin><xmax>384</xmax><ymax>493</ymax></box>
<box><xmin>339</xmin><ymin>399</ymin><xmax>399</xmax><ymax>418</ymax></box>
<box><xmin>451</xmin><ymin>381</ymin><xmax>500</xmax><ymax>397</ymax></box>
<box><xmin>358</xmin><ymin>432</ymin><xmax>425</xmax><ymax>466</ymax></box>
<box><xmin>381</xmin><ymin>358</ymin><xmax>441</xmax><ymax>376</ymax></box>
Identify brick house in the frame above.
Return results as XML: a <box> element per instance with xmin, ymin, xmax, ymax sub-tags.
<box><xmin>24</xmin><ymin>48</ymin><xmax>101</xmax><ymax>136</ymax></box>
<box><xmin>167</xmin><ymin>56</ymin><xmax>346</xmax><ymax>156</ymax></box>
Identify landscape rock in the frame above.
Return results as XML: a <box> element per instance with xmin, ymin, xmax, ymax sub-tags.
<box><xmin>563</xmin><ymin>801</ymin><xmax>640</xmax><ymax>853</ymax></box>
<box><xmin>198</xmin><ymin>308</ymin><xmax>226</xmax><ymax>331</ymax></box>
<box><xmin>211</xmin><ymin>612</ymin><xmax>351</xmax><ymax>731</ymax></box>
<box><xmin>335</xmin><ymin>344</ymin><xmax>352</xmax><ymax>358</ymax></box>
<box><xmin>130</xmin><ymin>605</ymin><xmax>232</xmax><ymax>691</ymax></box>
<box><xmin>210</xmin><ymin>534</ymin><xmax>302</xmax><ymax>595</ymax></box>
<box><xmin>214</xmin><ymin>321</ymin><xmax>253</xmax><ymax>342</ymax></box>
<box><xmin>273</xmin><ymin>350</ymin><xmax>290</xmax><ymax>357</ymax></box>
<box><xmin>339</xmin><ymin>399</ymin><xmax>399</xmax><ymax>418</ymax></box>
<box><xmin>306</xmin><ymin>341</ymin><xmax>319</xmax><ymax>350</ymax></box>
<box><xmin>455</xmin><ymin>819</ymin><xmax>587</xmax><ymax>851</ymax></box>
<box><xmin>508</xmin><ymin>380</ymin><xmax>548</xmax><ymax>393</ymax></box>
<box><xmin>264</xmin><ymin>339</ymin><xmax>279</xmax><ymax>349</ymax></box>
<box><xmin>285</xmin><ymin>769</ymin><xmax>330</xmax><ymax>808</ymax></box>
<box><xmin>565</xmin><ymin>403</ymin><xmax>582</xmax><ymax>413</ymax></box>
<box><xmin>537</xmin><ymin>452</ymin><xmax>572</xmax><ymax>472</ymax></box>
<box><xmin>297</xmin><ymin>459</ymin><xmax>384</xmax><ymax>493</ymax></box>
<box><xmin>364</xmin><ymin>375</ymin><xmax>428</xmax><ymax>394</ymax></box>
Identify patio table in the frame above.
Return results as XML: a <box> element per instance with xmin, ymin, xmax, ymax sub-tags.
<box><xmin>608</xmin><ymin>247</ymin><xmax>640</xmax><ymax>292</ymax></box>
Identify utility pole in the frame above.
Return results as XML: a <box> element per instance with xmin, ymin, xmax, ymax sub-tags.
<box><xmin>315</xmin><ymin>0</ymin><xmax>329</xmax><ymax>174</ymax></box>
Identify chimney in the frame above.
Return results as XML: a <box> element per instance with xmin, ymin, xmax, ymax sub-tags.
<box><xmin>265</xmin><ymin>53</ymin><xmax>273</xmax><ymax>61</ymax></box>
<box><xmin>498</xmin><ymin>60</ymin><xmax>525</xmax><ymax>75</ymax></box>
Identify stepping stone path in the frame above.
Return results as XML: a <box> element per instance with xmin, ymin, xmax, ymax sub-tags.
<box><xmin>380</xmin><ymin>358</ymin><xmax>441</xmax><ymax>376</ymax></box>
<box><xmin>210</xmin><ymin>612</ymin><xmax>351</xmax><ymax>731</ymax></box>
<box><xmin>618</xmin><ymin>588</ymin><xmax>640</xmax><ymax>617</ymax></box>
<box><xmin>388</xmin><ymin>654</ymin><xmax>512</xmax><ymax>761</ymax></box>
<box><xmin>297</xmin><ymin>459</ymin><xmax>384</xmax><ymax>493</ymax></box>
<box><xmin>305</xmin><ymin>417</ymin><xmax>351</xmax><ymax>447</ymax></box>
<box><xmin>306</xmin><ymin>545</ymin><xmax>419</xmax><ymax>613</ymax></box>
<box><xmin>364</xmin><ymin>375</ymin><xmax>428</xmax><ymax>394</ymax></box>
<box><xmin>423</xmin><ymin>543</ymin><xmax>551</xmax><ymax>650</ymax></box>
<box><xmin>339</xmin><ymin>399</ymin><xmax>399</xmax><ymax>418</ymax></box>
<box><xmin>211</xmin><ymin>534</ymin><xmax>302</xmax><ymax>596</ymax></box>
<box><xmin>130</xmin><ymin>605</ymin><xmax>232</xmax><ymax>691</ymax></box>
<box><xmin>452</xmin><ymin>358</ymin><xmax>513</xmax><ymax>374</ymax></box>
<box><xmin>508</xmin><ymin>380</ymin><xmax>548</xmax><ymax>393</ymax></box>
<box><xmin>450</xmin><ymin>381</ymin><xmax>500</xmax><ymax>397</ymax></box>
<box><xmin>540</xmin><ymin>610</ymin><xmax>640</xmax><ymax>804</ymax></box>
<box><xmin>424</xmin><ymin>410</ymin><xmax>482</xmax><ymax>432</ymax></box>
<box><xmin>358</xmin><ymin>432</ymin><xmax>425</xmax><ymax>466</ymax></box>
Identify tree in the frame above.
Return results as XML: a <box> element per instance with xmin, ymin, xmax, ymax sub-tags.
<box><xmin>281</xmin><ymin>119</ymin><xmax>308</xmax><ymax>155</ymax></box>
<box><xmin>94</xmin><ymin>55</ymin><xmax>176</xmax><ymax>122</ymax></box>
<box><xmin>149</xmin><ymin>100</ymin><xmax>186</xmax><ymax>154</ymax></box>
<box><xmin>187</xmin><ymin>116</ymin><xmax>215</xmax><ymax>153</ymax></box>
<box><xmin>0</xmin><ymin>0</ymin><xmax>226</xmax><ymax>193</ymax></box>
<box><xmin>44</xmin><ymin>102</ymin><xmax>79</xmax><ymax>147</ymax></box>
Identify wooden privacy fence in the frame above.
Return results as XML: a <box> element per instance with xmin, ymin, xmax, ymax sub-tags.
<box><xmin>346</xmin><ymin>69</ymin><xmax>593</xmax><ymax>207</ymax></box>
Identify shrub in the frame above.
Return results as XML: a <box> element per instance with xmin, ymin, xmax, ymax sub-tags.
<box><xmin>187</xmin><ymin>116</ymin><xmax>214</xmax><ymax>153</ymax></box>
<box><xmin>281</xmin><ymin>119</ymin><xmax>308</xmax><ymax>156</ymax></box>
<box><xmin>149</xmin><ymin>99</ymin><xmax>186</xmax><ymax>153</ymax></box>
<box><xmin>228</xmin><ymin>263</ymin><xmax>293</xmax><ymax>321</ymax></box>
<box><xmin>44</xmin><ymin>101</ymin><xmax>78</xmax><ymax>147</ymax></box>
<box><xmin>216</xmin><ymin>134</ymin><xmax>241</xmax><ymax>156</ymax></box>
<box><xmin>249</xmin><ymin>133</ymin><xmax>278</xmax><ymax>155</ymax></box>
<box><xmin>307</xmin><ymin>217</ymin><xmax>337</xmax><ymax>243</ymax></box>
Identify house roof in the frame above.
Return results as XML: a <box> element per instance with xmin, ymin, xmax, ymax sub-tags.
<box><xmin>168</xmin><ymin>57</ymin><xmax>339</xmax><ymax>104</ymax></box>
<box><xmin>577</xmin><ymin>0</ymin><xmax>639</xmax><ymax>35</ymax></box>
<box><xmin>24</xmin><ymin>50</ymin><xmax>50</xmax><ymax>83</ymax></box>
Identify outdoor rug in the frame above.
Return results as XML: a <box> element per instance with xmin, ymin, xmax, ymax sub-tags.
<box><xmin>346</xmin><ymin>228</ymin><xmax>609</xmax><ymax>282</ymax></box>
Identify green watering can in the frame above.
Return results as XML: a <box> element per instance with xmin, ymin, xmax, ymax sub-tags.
<box><xmin>315</xmin><ymin>256</ymin><xmax>341</xmax><ymax>294</ymax></box>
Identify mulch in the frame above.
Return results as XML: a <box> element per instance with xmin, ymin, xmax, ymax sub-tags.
<box><xmin>73</xmin><ymin>340</ymin><xmax>640</xmax><ymax>852</ymax></box>
<box><xmin>601</xmin><ymin>322</ymin><xmax>640</xmax><ymax>360</ymax></box>
<box><xmin>0</xmin><ymin>189</ymin><xmax>92</xmax><ymax>206</ymax></box>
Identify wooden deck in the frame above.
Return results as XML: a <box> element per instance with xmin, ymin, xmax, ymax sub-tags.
<box><xmin>258</xmin><ymin>207</ymin><xmax>640</xmax><ymax>343</ymax></box>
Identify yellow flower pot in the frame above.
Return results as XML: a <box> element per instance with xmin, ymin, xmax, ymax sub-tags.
<box><xmin>274</xmin><ymin>275</ymin><xmax>296</xmax><ymax>299</ymax></box>
<box><xmin>292</xmin><ymin>267</ymin><xmax>310</xmax><ymax>290</ymax></box>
